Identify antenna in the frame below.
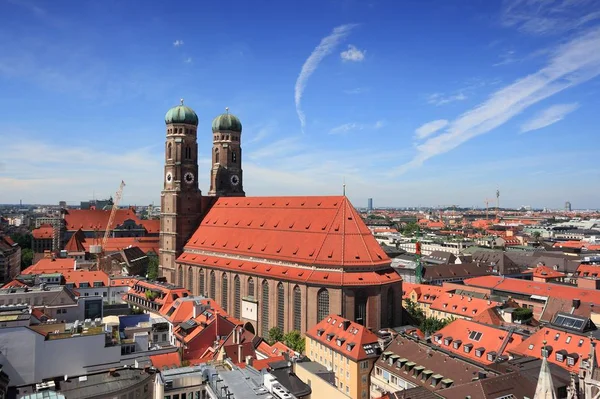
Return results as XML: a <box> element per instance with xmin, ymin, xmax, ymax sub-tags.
<box><xmin>342</xmin><ymin>177</ymin><xmax>346</xmax><ymax>196</ymax></box>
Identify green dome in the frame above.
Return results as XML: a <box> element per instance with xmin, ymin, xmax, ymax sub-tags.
<box><xmin>165</xmin><ymin>100</ymin><xmax>198</xmax><ymax>126</ymax></box>
<box><xmin>212</xmin><ymin>108</ymin><xmax>242</xmax><ymax>133</ymax></box>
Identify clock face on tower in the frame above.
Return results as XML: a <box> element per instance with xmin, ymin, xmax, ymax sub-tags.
<box><xmin>166</xmin><ymin>172</ymin><xmax>173</xmax><ymax>183</ymax></box>
<box><xmin>184</xmin><ymin>172</ymin><xmax>195</xmax><ymax>184</ymax></box>
<box><xmin>230</xmin><ymin>174</ymin><xmax>240</xmax><ymax>186</ymax></box>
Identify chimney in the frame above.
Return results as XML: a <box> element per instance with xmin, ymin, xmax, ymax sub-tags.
<box><xmin>468</xmin><ymin>297</ymin><xmax>472</xmax><ymax>302</ymax></box>
<box><xmin>193</xmin><ymin>301</ymin><xmax>204</xmax><ymax>319</ymax></box>
<box><xmin>573</xmin><ymin>299</ymin><xmax>581</xmax><ymax>310</ymax></box>
<box><xmin>237</xmin><ymin>344</ymin><xmax>244</xmax><ymax>364</ymax></box>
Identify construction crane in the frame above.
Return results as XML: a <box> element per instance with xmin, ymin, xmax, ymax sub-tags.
<box><xmin>90</xmin><ymin>181</ymin><xmax>126</xmax><ymax>271</ymax></box>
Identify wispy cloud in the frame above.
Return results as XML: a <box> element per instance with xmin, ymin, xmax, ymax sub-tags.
<box><xmin>184</xmin><ymin>57</ymin><xmax>192</xmax><ymax>64</ymax></box>
<box><xmin>427</xmin><ymin>92</ymin><xmax>467</xmax><ymax>106</ymax></box>
<box><xmin>329</xmin><ymin>120</ymin><xmax>384</xmax><ymax>135</ymax></box>
<box><xmin>493</xmin><ymin>49</ymin><xmax>517</xmax><ymax>67</ymax></box>
<box><xmin>340</xmin><ymin>44</ymin><xmax>366</xmax><ymax>62</ymax></box>
<box><xmin>294</xmin><ymin>24</ymin><xmax>358</xmax><ymax>132</ymax></box>
<box><xmin>173</xmin><ymin>40</ymin><xmax>184</xmax><ymax>47</ymax></box>
<box><xmin>502</xmin><ymin>0</ymin><xmax>600</xmax><ymax>36</ymax></box>
<box><xmin>520</xmin><ymin>103</ymin><xmax>580</xmax><ymax>133</ymax></box>
<box><xmin>397</xmin><ymin>27</ymin><xmax>600</xmax><ymax>174</ymax></box>
<box><xmin>414</xmin><ymin>120</ymin><xmax>449</xmax><ymax>139</ymax></box>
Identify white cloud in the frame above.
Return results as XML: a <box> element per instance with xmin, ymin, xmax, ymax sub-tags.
<box><xmin>414</xmin><ymin>119</ymin><xmax>449</xmax><ymax>139</ymax></box>
<box><xmin>329</xmin><ymin>120</ymin><xmax>384</xmax><ymax>135</ymax></box>
<box><xmin>173</xmin><ymin>40</ymin><xmax>184</xmax><ymax>47</ymax></box>
<box><xmin>502</xmin><ymin>0</ymin><xmax>600</xmax><ymax>36</ymax></box>
<box><xmin>428</xmin><ymin>92</ymin><xmax>467</xmax><ymax>106</ymax></box>
<box><xmin>520</xmin><ymin>103</ymin><xmax>580</xmax><ymax>133</ymax></box>
<box><xmin>294</xmin><ymin>24</ymin><xmax>358</xmax><ymax>132</ymax></box>
<box><xmin>184</xmin><ymin>57</ymin><xmax>192</xmax><ymax>64</ymax></box>
<box><xmin>340</xmin><ymin>44</ymin><xmax>366</xmax><ymax>62</ymax></box>
<box><xmin>396</xmin><ymin>27</ymin><xmax>600</xmax><ymax>174</ymax></box>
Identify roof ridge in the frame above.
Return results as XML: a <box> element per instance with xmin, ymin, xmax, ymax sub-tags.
<box><xmin>313</xmin><ymin>198</ymin><xmax>345</xmax><ymax>266</ymax></box>
<box><xmin>346</xmin><ymin>198</ymin><xmax>376</xmax><ymax>264</ymax></box>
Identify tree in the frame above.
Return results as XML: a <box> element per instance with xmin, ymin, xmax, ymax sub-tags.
<box><xmin>402</xmin><ymin>222</ymin><xmax>419</xmax><ymax>236</ymax></box>
<box><xmin>147</xmin><ymin>253</ymin><xmax>159</xmax><ymax>280</ymax></box>
<box><xmin>283</xmin><ymin>330</ymin><xmax>305</xmax><ymax>353</ymax></box>
<box><xmin>21</xmin><ymin>248</ymin><xmax>33</xmax><ymax>270</ymax></box>
<box><xmin>420</xmin><ymin>316</ymin><xmax>453</xmax><ymax>335</ymax></box>
<box><xmin>532</xmin><ymin>231</ymin><xmax>541</xmax><ymax>242</ymax></box>
<box><xmin>404</xmin><ymin>298</ymin><xmax>425</xmax><ymax>326</ymax></box>
<box><xmin>268</xmin><ymin>327</ymin><xmax>284</xmax><ymax>345</ymax></box>
<box><xmin>10</xmin><ymin>232</ymin><xmax>32</xmax><ymax>250</ymax></box>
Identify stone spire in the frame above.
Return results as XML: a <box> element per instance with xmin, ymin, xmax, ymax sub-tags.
<box><xmin>535</xmin><ymin>340</ymin><xmax>557</xmax><ymax>399</ymax></box>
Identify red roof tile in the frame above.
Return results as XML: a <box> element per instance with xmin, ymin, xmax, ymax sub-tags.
<box><xmin>429</xmin><ymin>292</ymin><xmax>501</xmax><ymax>319</ymax></box>
<box><xmin>251</xmin><ymin>356</ymin><xmax>286</xmax><ymax>371</ymax></box>
<box><xmin>22</xmin><ymin>258</ymin><xmax>76</xmax><ymax>275</ymax></box>
<box><xmin>464</xmin><ymin>276</ymin><xmax>600</xmax><ymax>304</ymax></box>
<box><xmin>140</xmin><ymin>219</ymin><xmax>160</xmax><ymax>234</ymax></box>
<box><xmin>431</xmin><ymin>319</ymin><xmax>526</xmax><ymax>365</ymax></box>
<box><xmin>64</xmin><ymin>208</ymin><xmax>140</xmax><ymax>231</ymax></box>
<box><xmin>61</xmin><ymin>270</ymin><xmax>109</xmax><ymax>288</ymax></box>
<box><xmin>64</xmin><ymin>230</ymin><xmax>86</xmax><ymax>252</ymax></box>
<box><xmin>32</xmin><ymin>224</ymin><xmax>54</xmax><ymax>239</ymax></box>
<box><xmin>183</xmin><ymin>196</ymin><xmax>390</xmax><ymax>269</ymax></box>
<box><xmin>576</xmin><ymin>264</ymin><xmax>600</xmax><ymax>278</ymax></box>
<box><xmin>82</xmin><ymin>237</ymin><xmax>159</xmax><ymax>255</ymax></box>
<box><xmin>523</xmin><ymin>265</ymin><xmax>565</xmax><ymax>279</ymax></box>
<box><xmin>150</xmin><ymin>352</ymin><xmax>181</xmax><ymax>370</ymax></box>
<box><xmin>306</xmin><ymin>313</ymin><xmax>380</xmax><ymax>362</ymax></box>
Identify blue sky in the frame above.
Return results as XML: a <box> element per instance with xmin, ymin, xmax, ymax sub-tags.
<box><xmin>1</xmin><ymin>0</ymin><xmax>599</xmax><ymax>209</ymax></box>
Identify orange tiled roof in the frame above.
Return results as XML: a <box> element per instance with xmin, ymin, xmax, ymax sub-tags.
<box><xmin>252</xmin><ymin>355</ymin><xmax>286</xmax><ymax>371</ymax></box>
<box><xmin>523</xmin><ymin>265</ymin><xmax>566</xmax><ymax>279</ymax></box>
<box><xmin>306</xmin><ymin>313</ymin><xmax>380</xmax><ymax>362</ymax></box>
<box><xmin>150</xmin><ymin>352</ymin><xmax>181</xmax><ymax>370</ymax></box>
<box><xmin>22</xmin><ymin>258</ymin><xmax>76</xmax><ymax>275</ymax></box>
<box><xmin>431</xmin><ymin>319</ymin><xmax>525</xmax><ymax>365</ymax></box>
<box><xmin>64</xmin><ymin>208</ymin><xmax>140</xmax><ymax>231</ymax></box>
<box><xmin>179</xmin><ymin>253</ymin><xmax>400</xmax><ymax>286</ymax></box>
<box><xmin>402</xmin><ymin>283</ymin><xmax>446</xmax><ymax>304</ymax></box>
<box><xmin>509</xmin><ymin>326</ymin><xmax>598</xmax><ymax>373</ymax></box>
<box><xmin>182</xmin><ymin>196</ymin><xmax>390</xmax><ymax>269</ymax></box>
<box><xmin>464</xmin><ymin>276</ymin><xmax>600</xmax><ymax>304</ymax></box>
<box><xmin>576</xmin><ymin>264</ymin><xmax>600</xmax><ymax>278</ymax></box>
<box><xmin>64</xmin><ymin>231</ymin><xmax>86</xmax><ymax>252</ymax></box>
<box><xmin>82</xmin><ymin>237</ymin><xmax>159</xmax><ymax>255</ymax></box>
<box><xmin>553</xmin><ymin>241</ymin><xmax>600</xmax><ymax>251</ymax></box>
<box><xmin>163</xmin><ymin>297</ymin><xmax>226</xmax><ymax>324</ymax></box>
<box><xmin>3</xmin><ymin>279</ymin><xmax>29</xmax><ymax>288</ymax></box>
<box><xmin>141</xmin><ymin>219</ymin><xmax>160</xmax><ymax>234</ymax></box>
<box><xmin>430</xmin><ymin>293</ymin><xmax>501</xmax><ymax>318</ymax></box>
<box><xmin>62</xmin><ymin>270</ymin><xmax>109</xmax><ymax>288</ymax></box>
<box><xmin>125</xmin><ymin>280</ymin><xmax>192</xmax><ymax>315</ymax></box>
<box><xmin>32</xmin><ymin>224</ymin><xmax>54</xmax><ymax>239</ymax></box>
<box><xmin>472</xmin><ymin>307</ymin><xmax>504</xmax><ymax>326</ymax></box>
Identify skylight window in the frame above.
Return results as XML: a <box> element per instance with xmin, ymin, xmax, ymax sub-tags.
<box><xmin>528</xmin><ymin>344</ymin><xmax>534</xmax><ymax>350</ymax></box>
<box><xmin>468</xmin><ymin>331</ymin><xmax>483</xmax><ymax>341</ymax></box>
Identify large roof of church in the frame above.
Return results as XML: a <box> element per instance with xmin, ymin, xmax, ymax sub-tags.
<box><xmin>181</xmin><ymin>196</ymin><xmax>391</xmax><ymax>270</ymax></box>
<box><xmin>64</xmin><ymin>209</ymin><xmax>157</xmax><ymax>234</ymax></box>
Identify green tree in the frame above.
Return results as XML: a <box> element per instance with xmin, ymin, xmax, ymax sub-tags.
<box><xmin>402</xmin><ymin>222</ymin><xmax>419</xmax><ymax>236</ymax></box>
<box><xmin>404</xmin><ymin>298</ymin><xmax>425</xmax><ymax>326</ymax></box>
<box><xmin>283</xmin><ymin>330</ymin><xmax>305</xmax><ymax>353</ymax></box>
<box><xmin>21</xmin><ymin>248</ymin><xmax>33</xmax><ymax>270</ymax></box>
<box><xmin>10</xmin><ymin>232</ymin><xmax>32</xmax><ymax>250</ymax></box>
<box><xmin>147</xmin><ymin>253</ymin><xmax>159</xmax><ymax>280</ymax></box>
<box><xmin>268</xmin><ymin>327</ymin><xmax>284</xmax><ymax>345</ymax></box>
<box><xmin>532</xmin><ymin>231</ymin><xmax>541</xmax><ymax>242</ymax></box>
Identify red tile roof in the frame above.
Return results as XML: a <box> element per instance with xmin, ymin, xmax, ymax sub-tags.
<box><xmin>429</xmin><ymin>292</ymin><xmax>501</xmax><ymax>319</ymax></box>
<box><xmin>509</xmin><ymin>326</ymin><xmax>597</xmax><ymax>373</ymax></box>
<box><xmin>472</xmin><ymin>307</ymin><xmax>504</xmax><ymax>326</ymax></box>
<box><xmin>251</xmin><ymin>356</ymin><xmax>286</xmax><ymax>371</ymax></box>
<box><xmin>64</xmin><ymin>231</ymin><xmax>86</xmax><ymax>252</ymax></box>
<box><xmin>306</xmin><ymin>313</ymin><xmax>380</xmax><ymax>362</ymax></box>
<box><xmin>464</xmin><ymin>276</ymin><xmax>600</xmax><ymax>304</ymax></box>
<box><xmin>183</xmin><ymin>196</ymin><xmax>390</xmax><ymax>269</ymax></box>
<box><xmin>141</xmin><ymin>219</ymin><xmax>160</xmax><ymax>234</ymax></box>
<box><xmin>22</xmin><ymin>258</ymin><xmax>76</xmax><ymax>275</ymax></box>
<box><xmin>61</xmin><ymin>270</ymin><xmax>109</xmax><ymax>288</ymax></box>
<box><xmin>3</xmin><ymin>279</ymin><xmax>29</xmax><ymax>288</ymax></box>
<box><xmin>431</xmin><ymin>319</ymin><xmax>526</xmax><ymax>365</ymax></box>
<box><xmin>576</xmin><ymin>264</ymin><xmax>600</xmax><ymax>278</ymax></box>
<box><xmin>523</xmin><ymin>265</ymin><xmax>566</xmax><ymax>279</ymax></box>
<box><xmin>125</xmin><ymin>280</ymin><xmax>192</xmax><ymax>314</ymax></box>
<box><xmin>82</xmin><ymin>237</ymin><xmax>159</xmax><ymax>255</ymax></box>
<box><xmin>402</xmin><ymin>283</ymin><xmax>446</xmax><ymax>304</ymax></box>
<box><xmin>553</xmin><ymin>241</ymin><xmax>600</xmax><ymax>251</ymax></box>
<box><xmin>150</xmin><ymin>352</ymin><xmax>181</xmax><ymax>370</ymax></box>
<box><xmin>32</xmin><ymin>224</ymin><xmax>54</xmax><ymax>239</ymax></box>
<box><xmin>64</xmin><ymin>208</ymin><xmax>140</xmax><ymax>231</ymax></box>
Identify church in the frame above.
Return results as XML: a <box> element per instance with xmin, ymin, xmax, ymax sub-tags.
<box><xmin>159</xmin><ymin>101</ymin><xmax>402</xmax><ymax>337</ymax></box>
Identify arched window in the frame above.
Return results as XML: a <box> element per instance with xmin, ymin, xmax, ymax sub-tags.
<box><xmin>185</xmin><ymin>146</ymin><xmax>191</xmax><ymax>160</ymax></box>
<box><xmin>248</xmin><ymin>277</ymin><xmax>254</xmax><ymax>298</ymax></box>
<box><xmin>234</xmin><ymin>275</ymin><xmax>241</xmax><ymax>319</ymax></box>
<box><xmin>277</xmin><ymin>283</ymin><xmax>285</xmax><ymax>331</ymax></box>
<box><xmin>387</xmin><ymin>288</ymin><xmax>395</xmax><ymax>327</ymax></box>
<box><xmin>293</xmin><ymin>285</ymin><xmax>301</xmax><ymax>331</ymax></box>
<box><xmin>210</xmin><ymin>271</ymin><xmax>216</xmax><ymax>299</ymax></box>
<box><xmin>187</xmin><ymin>267</ymin><xmax>194</xmax><ymax>293</ymax></box>
<box><xmin>261</xmin><ymin>281</ymin><xmax>269</xmax><ymax>338</ymax></box>
<box><xmin>198</xmin><ymin>268</ymin><xmax>205</xmax><ymax>296</ymax></box>
<box><xmin>215</xmin><ymin>148</ymin><xmax>219</xmax><ymax>164</ymax></box>
<box><xmin>167</xmin><ymin>143</ymin><xmax>172</xmax><ymax>159</ymax></box>
<box><xmin>222</xmin><ymin>273</ymin><xmax>228</xmax><ymax>312</ymax></box>
<box><xmin>317</xmin><ymin>288</ymin><xmax>329</xmax><ymax>323</ymax></box>
<box><xmin>177</xmin><ymin>267</ymin><xmax>183</xmax><ymax>287</ymax></box>
<box><xmin>232</xmin><ymin>151</ymin><xmax>237</xmax><ymax>163</ymax></box>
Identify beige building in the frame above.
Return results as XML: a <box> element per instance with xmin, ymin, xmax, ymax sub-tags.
<box><xmin>305</xmin><ymin>314</ymin><xmax>381</xmax><ymax>399</ymax></box>
<box><xmin>0</xmin><ymin>235</ymin><xmax>20</xmax><ymax>285</ymax></box>
<box><xmin>295</xmin><ymin>361</ymin><xmax>350</xmax><ymax>399</ymax></box>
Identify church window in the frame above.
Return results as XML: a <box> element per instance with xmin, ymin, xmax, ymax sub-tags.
<box><xmin>261</xmin><ymin>281</ymin><xmax>269</xmax><ymax>338</ymax></box>
<box><xmin>317</xmin><ymin>288</ymin><xmax>329</xmax><ymax>323</ymax></box>
<box><xmin>248</xmin><ymin>277</ymin><xmax>254</xmax><ymax>298</ymax></box>
<box><xmin>178</xmin><ymin>267</ymin><xmax>183</xmax><ymax>287</ymax></box>
<box><xmin>215</xmin><ymin>149</ymin><xmax>220</xmax><ymax>164</ymax></box>
<box><xmin>179</xmin><ymin>128</ymin><xmax>183</xmax><ymax>133</ymax></box>
<box><xmin>198</xmin><ymin>269</ymin><xmax>205</xmax><ymax>296</ymax></box>
<box><xmin>234</xmin><ymin>275</ymin><xmax>241</xmax><ymax>319</ymax></box>
<box><xmin>188</xmin><ymin>267</ymin><xmax>194</xmax><ymax>294</ymax></box>
<box><xmin>293</xmin><ymin>285</ymin><xmax>301</xmax><ymax>331</ymax></box>
<box><xmin>232</xmin><ymin>151</ymin><xmax>237</xmax><ymax>163</ymax></box>
<box><xmin>277</xmin><ymin>283</ymin><xmax>285</xmax><ymax>331</ymax></box>
<box><xmin>222</xmin><ymin>273</ymin><xmax>228</xmax><ymax>312</ymax></box>
<box><xmin>210</xmin><ymin>271</ymin><xmax>216</xmax><ymax>299</ymax></box>
<box><xmin>167</xmin><ymin>143</ymin><xmax>172</xmax><ymax>159</ymax></box>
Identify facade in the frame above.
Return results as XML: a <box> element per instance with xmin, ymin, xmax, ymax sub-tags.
<box><xmin>0</xmin><ymin>235</ymin><xmax>20</xmax><ymax>284</ymax></box>
<box><xmin>305</xmin><ymin>314</ymin><xmax>381</xmax><ymax>399</ymax></box>
<box><xmin>158</xmin><ymin>102</ymin><xmax>403</xmax><ymax>337</ymax></box>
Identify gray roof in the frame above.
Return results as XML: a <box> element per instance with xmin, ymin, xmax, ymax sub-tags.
<box><xmin>57</xmin><ymin>367</ymin><xmax>155</xmax><ymax>398</ymax></box>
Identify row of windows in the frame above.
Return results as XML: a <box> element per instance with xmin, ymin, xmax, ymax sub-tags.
<box><xmin>214</xmin><ymin>134</ymin><xmax>239</xmax><ymax>141</ymax></box>
<box><xmin>168</xmin><ymin>127</ymin><xmax>194</xmax><ymax>135</ymax></box>
<box><xmin>167</xmin><ymin>143</ymin><xmax>194</xmax><ymax>161</ymax></box>
<box><xmin>214</xmin><ymin>148</ymin><xmax>238</xmax><ymax>164</ymax></box>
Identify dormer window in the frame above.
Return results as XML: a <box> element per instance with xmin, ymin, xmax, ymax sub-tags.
<box><xmin>567</xmin><ymin>354</ymin><xmax>579</xmax><ymax>366</ymax></box>
<box><xmin>556</xmin><ymin>350</ymin><xmax>567</xmax><ymax>362</ymax></box>
<box><xmin>444</xmin><ymin>337</ymin><xmax>453</xmax><ymax>346</ymax></box>
<box><xmin>487</xmin><ymin>352</ymin><xmax>496</xmax><ymax>362</ymax></box>
<box><xmin>326</xmin><ymin>333</ymin><xmax>334</xmax><ymax>342</ymax></box>
<box><xmin>317</xmin><ymin>329</ymin><xmax>324</xmax><ymax>337</ymax></box>
<box><xmin>453</xmin><ymin>340</ymin><xmax>462</xmax><ymax>349</ymax></box>
<box><xmin>464</xmin><ymin>343</ymin><xmax>473</xmax><ymax>353</ymax></box>
<box><xmin>475</xmin><ymin>347</ymin><xmax>485</xmax><ymax>357</ymax></box>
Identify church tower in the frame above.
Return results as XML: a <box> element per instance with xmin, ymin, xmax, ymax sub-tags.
<box><xmin>159</xmin><ymin>100</ymin><xmax>203</xmax><ymax>284</ymax></box>
<box><xmin>208</xmin><ymin>108</ymin><xmax>245</xmax><ymax>197</ymax></box>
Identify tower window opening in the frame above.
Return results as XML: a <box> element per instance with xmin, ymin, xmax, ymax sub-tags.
<box><xmin>167</xmin><ymin>143</ymin><xmax>172</xmax><ymax>159</ymax></box>
<box><xmin>232</xmin><ymin>152</ymin><xmax>237</xmax><ymax>163</ymax></box>
<box><xmin>215</xmin><ymin>148</ymin><xmax>220</xmax><ymax>164</ymax></box>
